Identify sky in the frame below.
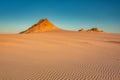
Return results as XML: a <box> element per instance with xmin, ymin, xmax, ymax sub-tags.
<box><xmin>0</xmin><ymin>0</ymin><xmax>120</xmax><ymax>33</ymax></box>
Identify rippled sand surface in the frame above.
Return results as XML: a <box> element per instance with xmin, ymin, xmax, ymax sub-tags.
<box><xmin>0</xmin><ymin>31</ymin><xmax>120</xmax><ymax>80</ymax></box>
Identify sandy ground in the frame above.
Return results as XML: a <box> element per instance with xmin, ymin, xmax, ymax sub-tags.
<box><xmin>0</xmin><ymin>31</ymin><xmax>120</xmax><ymax>80</ymax></box>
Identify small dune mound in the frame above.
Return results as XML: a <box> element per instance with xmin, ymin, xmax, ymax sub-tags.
<box><xmin>87</xmin><ymin>28</ymin><xmax>103</xmax><ymax>32</ymax></box>
<box><xmin>20</xmin><ymin>18</ymin><xmax>61</xmax><ymax>34</ymax></box>
<box><xmin>78</xmin><ymin>28</ymin><xmax>104</xmax><ymax>32</ymax></box>
<box><xmin>78</xmin><ymin>28</ymin><xmax>86</xmax><ymax>32</ymax></box>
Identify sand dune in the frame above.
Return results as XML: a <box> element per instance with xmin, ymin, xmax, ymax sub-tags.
<box><xmin>0</xmin><ymin>31</ymin><xmax>120</xmax><ymax>80</ymax></box>
<box><xmin>20</xmin><ymin>19</ymin><xmax>61</xmax><ymax>33</ymax></box>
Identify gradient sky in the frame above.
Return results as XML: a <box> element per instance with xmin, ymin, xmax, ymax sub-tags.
<box><xmin>0</xmin><ymin>0</ymin><xmax>120</xmax><ymax>33</ymax></box>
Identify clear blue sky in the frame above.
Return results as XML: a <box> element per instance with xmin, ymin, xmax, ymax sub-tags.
<box><xmin>0</xmin><ymin>0</ymin><xmax>120</xmax><ymax>33</ymax></box>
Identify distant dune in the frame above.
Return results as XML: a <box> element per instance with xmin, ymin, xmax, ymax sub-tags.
<box><xmin>20</xmin><ymin>19</ymin><xmax>61</xmax><ymax>34</ymax></box>
<box><xmin>78</xmin><ymin>28</ymin><xmax>104</xmax><ymax>33</ymax></box>
<box><xmin>0</xmin><ymin>31</ymin><xmax>120</xmax><ymax>80</ymax></box>
<box><xmin>20</xmin><ymin>19</ymin><xmax>106</xmax><ymax>34</ymax></box>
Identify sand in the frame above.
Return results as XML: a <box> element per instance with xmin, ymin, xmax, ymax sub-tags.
<box><xmin>0</xmin><ymin>31</ymin><xmax>120</xmax><ymax>80</ymax></box>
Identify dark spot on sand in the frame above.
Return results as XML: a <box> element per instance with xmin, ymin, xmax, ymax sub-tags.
<box><xmin>105</xmin><ymin>41</ymin><xmax>120</xmax><ymax>44</ymax></box>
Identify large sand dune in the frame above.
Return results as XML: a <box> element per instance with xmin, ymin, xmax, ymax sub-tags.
<box><xmin>0</xmin><ymin>31</ymin><xmax>120</xmax><ymax>80</ymax></box>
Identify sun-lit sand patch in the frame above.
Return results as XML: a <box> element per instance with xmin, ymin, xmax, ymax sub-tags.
<box><xmin>0</xmin><ymin>31</ymin><xmax>120</xmax><ymax>80</ymax></box>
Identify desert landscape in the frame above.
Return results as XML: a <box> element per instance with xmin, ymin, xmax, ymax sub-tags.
<box><xmin>0</xmin><ymin>19</ymin><xmax>120</xmax><ymax>80</ymax></box>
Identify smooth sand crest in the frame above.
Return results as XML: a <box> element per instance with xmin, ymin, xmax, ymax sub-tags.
<box><xmin>0</xmin><ymin>31</ymin><xmax>120</xmax><ymax>80</ymax></box>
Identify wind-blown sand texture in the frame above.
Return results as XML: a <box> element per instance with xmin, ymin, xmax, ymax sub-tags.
<box><xmin>0</xmin><ymin>31</ymin><xmax>120</xmax><ymax>80</ymax></box>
